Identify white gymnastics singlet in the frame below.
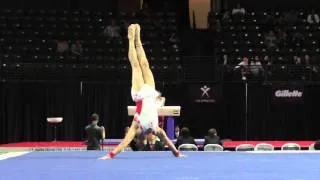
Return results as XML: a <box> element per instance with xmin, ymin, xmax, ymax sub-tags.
<box><xmin>131</xmin><ymin>84</ymin><xmax>161</xmax><ymax>133</ymax></box>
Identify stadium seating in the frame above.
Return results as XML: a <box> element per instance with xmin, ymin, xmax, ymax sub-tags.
<box><xmin>0</xmin><ymin>9</ymin><xmax>182</xmax><ymax>81</ymax></box>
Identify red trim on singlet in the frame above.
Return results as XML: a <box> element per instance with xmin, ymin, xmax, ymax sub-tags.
<box><xmin>136</xmin><ymin>101</ymin><xmax>143</xmax><ymax>115</ymax></box>
<box><xmin>133</xmin><ymin>101</ymin><xmax>144</xmax><ymax>131</ymax></box>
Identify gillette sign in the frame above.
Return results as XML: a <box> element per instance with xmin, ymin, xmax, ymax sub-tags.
<box><xmin>275</xmin><ymin>90</ymin><xmax>303</xmax><ymax>98</ymax></box>
<box><xmin>272</xmin><ymin>83</ymin><xmax>304</xmax><ymax>103</ymax></box>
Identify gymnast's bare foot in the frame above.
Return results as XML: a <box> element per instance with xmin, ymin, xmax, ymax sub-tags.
<box><xmin>175</xmin><ymin>151</ymin><xmax>186</xmax><ymax>158</ymax></box>
<box><xmin>127</xmin><ymin>24</ymin><xmax>135</xmax><ymax>41</ymax></box>
<box><xmin>134</xmin><ymin>24</ymin><xmax>142</xmax><ymax>47</ymax></box>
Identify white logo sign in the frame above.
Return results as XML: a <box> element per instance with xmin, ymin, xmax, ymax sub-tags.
<box><xmin>200</xmin><ymin>85</ymin><xmax>211</xmax><ymax>98</ymax></box>
<box><xmin>275</xmin><ymin>90</ymin><xmax>303</xmax><ymax>98</ymax></box>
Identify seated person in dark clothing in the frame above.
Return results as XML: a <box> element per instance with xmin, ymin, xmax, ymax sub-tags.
<box><xmin>203</xmin><ymin>128</ymin><xmax>222</xmax><ymax>146</ymax></box>
<box><xmin>142</xmin><ymin>131</ymin><xmax>164</xmax><ymax>151</ymax></box>
<box><xmin>314</xmin><ymin>140</ymin><xmax>320</xmax><ymax>150</ymax></box>
<box><xmin>85</xmin><ymin>113</ymin><xmax>105</xmax><ymax>150</ymax></box>
<box><xmin>175</xmin><ymin>127</ymin><xmax>197</xmax><ymax>148</ymax></box>
<box><xmin>124</xmin><ymin>126</ymin><xmax>144</xmax><ymax>151</ymax></box>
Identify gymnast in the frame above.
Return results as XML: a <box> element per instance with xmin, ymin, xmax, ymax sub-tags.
<box><xmin>100</xmin><ymin>24</ymin><xmax>183</xmax><ymax>159</ymax></box>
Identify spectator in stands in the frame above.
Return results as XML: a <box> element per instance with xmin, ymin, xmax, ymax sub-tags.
<box><xmin>103</xmin><ymin>19</ymin><xmax>120</xmax><ymax>39</ymax></box>
<box><xmin>142</xmin><ymin>131</ymin><xmax>164</xmax><ymax>151</ymax></box>
<box><xmin>232</xmin><ymin>4</ymin><xmax>246</xmax><ymax>16</ymax></box>
<box><xmin>307</xmin><ymin>10</ymin><xmax>320</xmax><ymax>24</ymax></box>
<box><xmin>304</xmin><ymin>54</ymin><xmax>311</xmax><ymax>69</ymax></box>
<box><xmin>264</xmin><ymin>30</ymin><xmax>278</xmax><ymax>50</ymax></box>
<box><xmin>203</xmin><ymin>128</ymin><xmax>221</xmax><ymax>147</ymax></box>
<box><xmin>85</xmin><ymin>113</ymin><xmax>105</xmax><ymax>150</ymax></box>
<box><xmin>262</xmin><ymin>55</ymin><xmax>273</xmax><ymax>78</ymax></box>
<box><xmin>169</xmin><ymin>33</ymin><xmax>179</xmax><ymax>52</ymax></box>
<box><xmin>293</xmin><ymin>56</ymin><xmax>302</xmax><ymax>65</ymax></box>
<box><xmin>234</xmin><ymin>57</ymin><xmax>249</xmax><ymax>80</ymax></box>
<box><xmin>174</xmin><ymin>125</ymin><xmax>180</xmax><ymax>138</ymax></box>
<box><xmin>223</xmin><ymin>54</ymin><xmax>228</xmax><ymax>66</ymax></box>
<box><xmin>250</xmin><ymin>56</ymin><xmax>264</xmax><ymax>78</ymax></box>
<box><xmin>222</xmin><ymin>10</ymin><xmax>231</xmax><ymax>23</ymax></box>
<box><xmin>175</xmin><ymin>127</ymin><xmax>196</xmax><ymax>148</ymax></box>
<box><xmin>56</xmin><ymin>40</ymin><xmax>69</xmax><ymax>56</ymax></box>
<box><xmin>71</xmin><ymin>40</ymin><xmax>83</xmax><ymax>56</ymax></box>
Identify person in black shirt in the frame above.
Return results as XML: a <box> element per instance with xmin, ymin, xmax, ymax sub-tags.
<box><xmin>203</xmin><ymin>128</ymin><xmax>222</xmax><ymax>147</ymax></box>
<box><xmin>175</xmin><ymin>127</ymin><xmax>197</xmax><ymax>148</ymax></box>
<box><xmin>142</xmin><ymin>131</ymin><xmax>164</xmax><ymax>151</ymax></box>
<box><xmin>85</xmin><ymin>113</ymin><xmax>105</xmax><ymax>150</ymax></box>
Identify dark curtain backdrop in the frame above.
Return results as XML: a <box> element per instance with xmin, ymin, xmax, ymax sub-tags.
<box><xmin>0</xmin><ymin>82</ymin><xmax>131</xmax><ymax>144</ymax></box>
<box><xmin>1</xmin><ymin>81</ymin><xmax>320</xmax><ymax>144</ymax></box>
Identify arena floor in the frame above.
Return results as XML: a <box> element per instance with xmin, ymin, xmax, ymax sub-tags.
<box><xmin>1</xmin><ymin>151</ymin><xmax>320</xmax><ymax>180</ymax></box>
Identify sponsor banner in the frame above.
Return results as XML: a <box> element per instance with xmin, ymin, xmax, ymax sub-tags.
<box><xmin>188</xmin><ymin>83</ymin><xmax>222</xmax><ymax>104</ymax></box>
<box><xmin>272</xmin><ymin>83</ymin><xmax>304</xmax><ymax>104</ymax></box>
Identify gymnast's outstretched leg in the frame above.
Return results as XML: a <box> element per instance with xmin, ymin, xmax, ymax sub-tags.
<box><xmin>134</xmin><ymin>24</ymin><xmax>155</xmax><ymax>88</ymax></box>
<box><xmin>156</xmin><ymin>127</ymin><xmax>183</xmax><ymax>157</ymax></box>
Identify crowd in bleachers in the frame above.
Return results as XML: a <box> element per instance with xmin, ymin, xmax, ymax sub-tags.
<box><xmin>209</xmin><ymin>5</ymin><xmax>320</xmax><ymax>81</ymax></box>
<box><xmin>0</xmin><ymin>9</ymin><xmax>181</xmax><ymax>66</ymax></box>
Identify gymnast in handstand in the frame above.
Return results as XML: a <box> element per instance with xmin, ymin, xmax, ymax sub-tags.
<box><xmin>100</xmin><ymin>24</ymin><xmax>183</xmax><ymax>159</ymax></box>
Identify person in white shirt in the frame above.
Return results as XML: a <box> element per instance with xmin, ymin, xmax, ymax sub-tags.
<box><xmin>307</xmin><ymin>10</ymin><xmax>320</xmax><ymax>24</ymax></box>
<box><xmin>235</xmin><ymin>57</ymin><xmax>249</xmax><ymax>80</ymax></box>
<box><xmin>232</xmin><ymin>4</ymin><xmax>246</xmax><ymax>16</ymax></box>
<box><xmin>250</xmin><ymin>56</ymin><xmax>264</xmax><ymax>77</ymax></box>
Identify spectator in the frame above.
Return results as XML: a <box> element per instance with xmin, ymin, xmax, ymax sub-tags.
<box><xmin>221</xmin><ymin>10</ymin><xmax>231</xmax><ymax>23</ymax></box>
<box><xmin>85</xmin><ymin>113</ymin><xmax>105</xmax><ymax>150</ymax></box>
<box><xmin>232</xmin><ymin>4</ymin><xmax>246</xmax><ymax>16</ymax></box>
<box><xmin>71</xmin><ymin>40</ymin><xmax>83</xmax><ymax>56</ymax></box>
<box><xmin>314</xmin><ymin>140</ymin><xmax>320</xmax><ymax>150</ymax></box>
<box><xmin>124</xmin><ymin>126</ymin><xmax>143</xmax><ymax>151</ymax></box>
<box><xmin>142</xmin><ymin>131</ymin><xmax>164</xmax><ymax>151</ymax></box>
<box><xmin>223</xmin><ymin>54</ymin><xmax>228</xmax><ymax>66</ymax></box>
<box><xmin>304</xmin><ymin>54</ymin><xmax>311</xmax><ymax>69</ymax></box>
<box><xmin>103</xmin><ymin>19</ymin><xmax>120</xmax><ymax>38</ymax></box>
<box><xmin>264</xmin><ymin>30</ymin><xmax>278</xmax><ymax>50</ymax></box>
<box><xmin>175</xmin><ymin>127</ymin><xmax>196</xmax><ymax>148</ymax></box>
<box><xmin>56</xmin><ymin>40</ymin><xmax>69</xmax><ymax>55</ymax></box>
<box><xmin>293</xmin><ymin>56</ymin><xmax>302</xmax><ymax>65</ymax></box>
<box><xmin>203</xmin><ymin>128</ymin><xmax>221</xmax><ymax>147</ymax></box>
<box><xmin>250</xmin><ymin>56</ymin><xmax>264</xmax><ymax>77</ymax></box>
<box><xmin>174</xmin><ymin>125</ymin><xmax>180</xmax><ymax>138</ymax></box>
<box><xmin>235</xmin><ymin>57</ymin><xmax>249</xmax><ymax>80</ymax></box>
<box><xmin>307</xmin><ymin>10</ymin><xmax>320</xmax><ymax>24</ymax></box>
